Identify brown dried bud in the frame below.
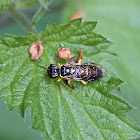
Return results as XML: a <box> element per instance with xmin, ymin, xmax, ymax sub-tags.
<box><xmin>70</xmin><ymin>11</ymin><xmax>85</xmax><ymax>22</ymax></box>
<box><xmin>78</xmin><ymin>51</ymin><xmax>83</xmax><ymax>61</ymax></box>
<box><xmin>29</xmin><ymin>42</ymin><xmax>44</xmax><ymax>60</ymax></box>
<box><xmin>70</xmin><ymin>51</ymin><xmax>83</xmax><ymax>64</ymax></box>
<box><xmin>58</xmin><ymin>48</ymin><xmax>75</xmax><ymax>60</ymax></box>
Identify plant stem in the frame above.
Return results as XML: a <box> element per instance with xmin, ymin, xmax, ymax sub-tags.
<box><xmin>9</xmin><ymin>6</ymin><xmax>38</xmax><ymax>34</ymax></box>
<box><xmin>0</xmin><ymin>3</ymin><xmax>65</xmax><ymax>29</ymax></box>
<box><xmin>32</xmin><ymin>6</ymin><xmax>46</xmax><ymax>28</ymax></box>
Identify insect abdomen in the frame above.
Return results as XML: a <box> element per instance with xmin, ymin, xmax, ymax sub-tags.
<box><xmin>60</xmin><ymin>63</ymin><xmax>105</xmax><ymax>82</ymax></box>
<box><xmin>81</xmin><ymin>65</ymin><xmax>103</xmax><ymax>82</ymax></box>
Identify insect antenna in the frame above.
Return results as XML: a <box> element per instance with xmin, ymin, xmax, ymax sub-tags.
<box><xmin>37</xmin><ymin>73</ymin><xmax>48</xmax><ymax>89</ymax></box>
<box><xmin>38</xmin><ymin>64</ymin><xmax>48</xmax><ymax>69</ymax></box>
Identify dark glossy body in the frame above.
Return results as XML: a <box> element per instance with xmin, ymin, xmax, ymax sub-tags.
<box><xmin>47</xmin><ymin>63</ymin><xmax>106</xmax><ymax>82</ymax></box>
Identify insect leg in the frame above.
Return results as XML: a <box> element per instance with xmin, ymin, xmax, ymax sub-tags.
<box><xmin>57</xmin><ymin>78</ymin><xmax>62</xmax><ymax>83</ymax></box>
<box><xmin>77</xmin><ymin>59</ymin><xmax>82</xmax><ymax>63</ymax></box>
<box><xmin>81</xmin><ymin>80</ymin><xmax>88</xmax><ymax>85</ymax></box>
<box><xmin>64</xmin><ymin>79</ymin><xmax>75</xmax><ymax>89</ymax></box>
<box><xmin>66</xmin><ymin>59</ymin><xmax>70</xmax><ymax>64</ymax></box>
<box><xmin>58</xmin><ymin>63</ymin><xmax>61</xmax><ymax>67</ymax></box>
<box><xmin>68</xmin><ymin>79</ymin><xmax>75</xmax><ymax>89</ymax></box>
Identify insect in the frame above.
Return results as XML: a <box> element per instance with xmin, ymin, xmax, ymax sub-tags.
<box><xmin>38</xmin><ymin>58</ymin><xmax>107</xmax><ymax>89</ymax></box>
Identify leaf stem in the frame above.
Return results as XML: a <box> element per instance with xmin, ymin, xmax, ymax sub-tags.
<box><xmin>32</xmin><ymin>6</ymin><xmax>46</xmax><ymax>28</ymax></box>
<box><xmin>9</xmin><ymin>6</ymin><xmax>38</xmax><ymax>34</ymax></box>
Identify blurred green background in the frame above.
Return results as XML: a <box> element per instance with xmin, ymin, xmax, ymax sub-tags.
<box><xmin>0</xmin><ymin>0</ymin><xmax>140</xmax><ymax>139</ymax></box>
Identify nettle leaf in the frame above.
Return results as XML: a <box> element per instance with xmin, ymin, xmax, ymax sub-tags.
<box><xmin>0</xmin><ymin>19</ymin><xmax>140</xmax><ymax>140</ymax></box>
<box><xmin>0</xmin><ymin>0</ymin><xmax>14</xmax><ymax>13</ymax></box>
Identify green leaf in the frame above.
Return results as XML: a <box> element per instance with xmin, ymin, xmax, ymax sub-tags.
<box><xmin>41</xmin><ymin>19</ymin><xmax>112</xmax><ymax>61</ymax></box>
<box><xmin>0</xmin><ymin>19</ymin><xmax>140</xmax><ymax>140</ymax></box>
<box><xmin>0</xmin><ymin>0</ymin><xmax>14</xmax><ymax>13</ymax></box>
